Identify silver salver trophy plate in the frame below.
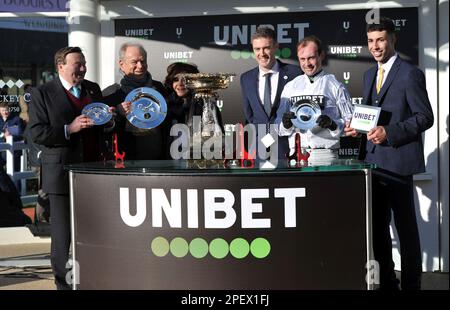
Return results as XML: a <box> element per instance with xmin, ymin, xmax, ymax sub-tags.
<box><xmin>81</xmin><ymin>102</ymin><xmax>112</xmax><ymax>125</ymax></box>
<box><xmin>290</xmin><ymin>99</ymin><xmax>322</xmax><ymax>131</ymax></box>
<box><xmin>125</xmin><ymin>87</ymin><xmax>167</xmax><ymax>129</ymax></box>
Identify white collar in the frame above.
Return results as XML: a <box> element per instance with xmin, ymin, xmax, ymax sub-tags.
<box><xmin>59</xmin><ymin>75</ymin><xmax>80</xmax><ymax>91</ymax></box>
<box><xmin>259</xmin><ymin>61</ymin><xmax>280</xmax><ymax>77</ymax></box>
<box><xmin>379</xmin><ymin>53</ymin><xmax>398</xmax><ymax>71</ymax></box>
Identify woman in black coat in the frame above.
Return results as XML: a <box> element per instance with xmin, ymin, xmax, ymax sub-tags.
<box><xmin>163</xmin><ymin>62</ymin><xmax>224</xmax><ymax>159</ymax></box>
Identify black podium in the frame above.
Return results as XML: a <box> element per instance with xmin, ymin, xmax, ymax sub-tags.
<box><xmin>68</xmin><ymin>159</ymin><xmax>375</xmax><ymax>289</ymax></box>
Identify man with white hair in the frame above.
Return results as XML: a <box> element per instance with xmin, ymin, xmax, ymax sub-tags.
<box><xmin>103</xmin><ymin>42</ymin><xmax>167</xmax><ymax>160</ymax></box>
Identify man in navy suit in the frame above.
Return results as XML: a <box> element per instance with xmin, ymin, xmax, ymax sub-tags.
<box><xmin>345</xmin><ymin>17</ymin><xmax>434</xmax><ymax>290</ymax></box>
<box><xmin>240</xmin><ymin>26</ymin><xmax>301</xmax><ymax>159</ymax></box>
<box><xmin>28</xmin><ymin>47</ymin><xmax>114</xmax><ymax>290</ymax></box>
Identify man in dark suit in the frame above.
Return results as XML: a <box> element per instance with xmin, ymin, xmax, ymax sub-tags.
<box><xmin>28</xmin><ymin>46</ymin><xmax>113</xmax><ymax>290</ymax></box>
<box><xmin>345</xmin><ymin>17</ymin><xmax>434</xmax><ymax>290</ymax></box>
<box><xmin>103</xmin><ymin>42</ymin><xmax>167</xmax><ymax>160</ymax></box>
<box><xmin>240</xmin><ymin>26</ymin><xmax>301</xmax><ymax>159</ymax></box>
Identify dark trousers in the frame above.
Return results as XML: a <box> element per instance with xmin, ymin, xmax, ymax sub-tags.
<box><xmin>31</xmin><ymin>166</ymin><xmax>50</xmax><ymax>222</ymax></box>
<box><xmin>372</xmin><ymin>169</ymin><xmax>422</xmax><ymax>290</ymax></box>
<box><xmin>48</xmin><ymin>194</ymin><xmax>72</xmax><ymax>290</ymax></box>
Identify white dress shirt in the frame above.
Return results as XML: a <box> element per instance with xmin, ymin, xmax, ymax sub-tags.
<box><xmin>258</xmin><ymin>61</ymin><xmax>280</xmax><ymax>107</ymax></box>
<box><xmin>377</xmin><ymin>53</ymin><xmax>398</xmax><ymax>89</ymax></box>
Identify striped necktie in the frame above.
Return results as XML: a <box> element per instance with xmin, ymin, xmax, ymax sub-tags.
<box><xmin>376</xmin><ymin>67</ymin><xmax>384</xmax><ymax>94</ymax></box>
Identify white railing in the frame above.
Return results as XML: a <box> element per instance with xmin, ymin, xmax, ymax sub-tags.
<box><xmin>0</xmin><ymin>135</ymin><xmax>37</xmax><ymax>205</ymax></box>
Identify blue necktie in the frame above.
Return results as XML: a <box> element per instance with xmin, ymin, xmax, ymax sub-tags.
<box><xmin>70</xmin><ymin>86</ymin><xmax>81</xmax><ymax>98</ymax></box>
<box><xmin>263</xmin><ymin>73</ymin><xmax>272</xmax><ymax>116</ymax></box>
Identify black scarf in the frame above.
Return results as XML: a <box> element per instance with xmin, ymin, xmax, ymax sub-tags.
<box><xmin>167</xmin><ymin>93</ymin><xmax>192</xmax><ymax>124</ymax></box>
<box><xmin>120</xmin><ymin>72</ymin><xmax>154</xmax><ymax>93</ymax></box>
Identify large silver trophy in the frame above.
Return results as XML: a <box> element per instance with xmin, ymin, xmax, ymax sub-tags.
<box><xmin>181</xmin><ymin>73</ymin><xmax>234</xmax><ymax>161</ymax></box>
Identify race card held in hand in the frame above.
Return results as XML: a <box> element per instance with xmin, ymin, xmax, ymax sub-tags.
<box><xmin>349</xmin><ymin>104</ymin><xmax>381</xmax><ymax>133</ymax></box>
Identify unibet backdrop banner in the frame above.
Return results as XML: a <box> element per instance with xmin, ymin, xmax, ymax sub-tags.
<box><xmin>113</xmin><ymin>7</ymin><xmax>418</xmax><ymax>156</ymax></box>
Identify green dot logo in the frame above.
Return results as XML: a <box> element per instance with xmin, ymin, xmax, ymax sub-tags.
<box><xmin>275</xmin><ymin>50</ymin><xmax>281</xmax><ymax>58</ymax></box>
<box><xmin>151</xmin><ymin>236</ymin><xmax>170</xmax><ymax>257</ymax></box>
<box><xmin>250</xmin><ymin>237</ymin><xmax>271</xmax><ymax>258</ymax></box>
<box><xmin>229</xmin><ymin>238</ymin><xmax>250</xmax><ymax>259</ymax></box>
<box><xmin>231</xmin><ymin>50</ymin><xmax>241</xmax><ymax>60</ymax></box>
<box><xmin>281</xmin><ymin>48</ymin><xmax>291</xmax><ymax>59</ymax></box>
<box><xmin>189</xmin><ymin>238</ymin><xmax>209</xmax><ymax>259</ymax></box>
<box><xmin>209</xmin><ymin>238</ymin><xmax>229</xmax><ymax>259</ymax></box>
<box><xmin>241</xmin><ymin>50</ymin><xmax>252</xmax><ymax>59</ymax></box>
<box><xmin>170</xmin><ymin>237</ymin><xmax>189</xmax><ymax>258</ymax></box>
<box><xmin>152</xmin><ymin>236</ymin><xmax>270</xmax><ymax>259</ymax></box>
